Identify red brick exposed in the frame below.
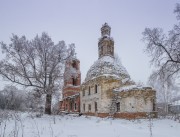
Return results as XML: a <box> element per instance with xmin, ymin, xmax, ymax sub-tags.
<box><xmin>82</xmin><ymin>112</ymin><xmax>157</xmax><ymax>119</ymax></box>
<box><xmin>59</xmin><ymin>58</ymin><xmax>81</xmax><ymax>113</ymax></box>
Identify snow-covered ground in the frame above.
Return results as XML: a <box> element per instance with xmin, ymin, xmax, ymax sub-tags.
<box><xmin>0</xmin><ymin>112</ymin><xmax>180</xmax><ymax>137</ymax></box>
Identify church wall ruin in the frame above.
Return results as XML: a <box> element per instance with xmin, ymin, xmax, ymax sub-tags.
<box><xmin>60</xmin><ymin>23</ymin><xmax>157</xmax><ymax>119</ymax></box>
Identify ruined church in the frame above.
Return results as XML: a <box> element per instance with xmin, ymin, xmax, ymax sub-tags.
<box><xmin>59</xmin><ymin>23</ymin><xmax>156</xmax><ymax>119</ymax></box>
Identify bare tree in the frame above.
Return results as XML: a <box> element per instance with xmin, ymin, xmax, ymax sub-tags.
<box><xmin>0</xmin><ymin>32</ymin><xmax>75</xmax><ymax>114</ymax></box>
<box><xmin>142</xmin><ymin>3</ymin><xmax>180</xmax><ymax>82</ymax></box>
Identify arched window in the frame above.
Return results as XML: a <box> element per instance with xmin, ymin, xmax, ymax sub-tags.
<box><xmin>101</xmin><ymin>46</ymin><xmax>103</xmax><ymax>56</ymax></box>
<box><xmin>72</xmin><ymin>61</ymin><xmax>77</xmax><ymax>69</ymax></box>
<box><xmin>70</xmin><ymin>102</ymin><xmax>73</xmax><ymax>110</ymax></box>
<box><xmin>83</xmin><ymin>104</ymin><xmax>85</xmax><ymax>112</ymax></box>
<box><xmin>66</xmin><ymin>104</ymin><xmax>68</xmax><ymax>110</ymax></box>
<box><xmin>88</xmin><ymin>86</ymin><xmax>91</xmax><ymax>95</ymax></box>
<box><xmin>95</xmin><ymin>102</ymin><xmax>98</xmax><ymax>112</ymax></box>
<box><xmin>74</xmin><ymin>103</ymin><xmax>77</xmax><ymax>110</ymax></box>
<box><xmin>107</xmin><ymin>45</ymin><xmax>111</xmax><ymax>54</ymax></box>
<box><xmin>116</xmin><ymin>102</ymin><xmax>120</xmax><ymax>112</ymax></box>
<box><xmin>153</xmin><ymin>99</ymin><xmax>155</xmax><ymax>111</ymax></box>
<box><xmin>72</xmin><ymin>78</ymin><xmax>77</xmax><ymax>86</ymax></box>
<box><xmin>88</xmin><ymin>104</ymin><xmax>91</xmax><ymax>111</ymax></box>
<box><xmin>95</xmin><ymin>85</ymin><xmax>98</xmax><ymax>93</ymax></box>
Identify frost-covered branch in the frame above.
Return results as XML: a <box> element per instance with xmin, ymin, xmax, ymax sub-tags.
<box><xmin>0</xmin><ymin>32</ymin><xmax>75</xmax><ymax>114</ymax></box>
<box><xmin>142</xmin><ymin>4</ymin><xmax>180</xmax><ymax>81</ymax></box>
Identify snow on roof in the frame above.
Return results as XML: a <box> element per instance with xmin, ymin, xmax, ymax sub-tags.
<box><xmin>113</xmin><ymin>84</ymin><xmax>152</xmax><ymax>92</ymax></box>
<box><xmin>84</xmin><ymin>55</ymin><xmax>130</xmax><ymax>82</ymax></box>
<box><xmin>98</xmin><ymin>36</ymin><xmax>114</xmax><ymax>42</ymax></box>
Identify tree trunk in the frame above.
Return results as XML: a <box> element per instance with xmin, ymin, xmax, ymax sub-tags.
<box><xmin>45</xmin><ymin>94</ymin><xmax>52</xmax><ymax>115</ymax></box>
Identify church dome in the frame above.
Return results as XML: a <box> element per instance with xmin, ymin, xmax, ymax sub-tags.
<box><xmin>85</xmin><ymin>55</ymin><xmax>130</xmax><ymax>82</ymax></box>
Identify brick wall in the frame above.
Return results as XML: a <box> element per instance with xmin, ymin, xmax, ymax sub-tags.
<box><xmin>82</xmin><ymin>112</ymin><xmax>157</xmax><ymax>119</ymax></box>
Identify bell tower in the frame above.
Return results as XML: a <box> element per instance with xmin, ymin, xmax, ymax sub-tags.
<box><xmin>59</xmin><ymin>57</ymin><xmax>81</xmax><ymax>113</ymax></box>
<box><xmin>98</xmin><ymin>23</ymin><xmax>114</xmax><ymax>58</ymax></box>
<box><xmin>63</xmin><ymin>58</ymin><xmax>81</xmax><ymax>88</ymax></box>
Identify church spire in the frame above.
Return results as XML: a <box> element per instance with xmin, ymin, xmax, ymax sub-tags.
<box><xmin>98</xmin><ymin>23</ymin><xmax>114</xmax><ymax>58</ymax></box>
<box><xmin>101</xmin><ymin>22</ymin><xmax>111</xmax><ymax>37</ymax></box>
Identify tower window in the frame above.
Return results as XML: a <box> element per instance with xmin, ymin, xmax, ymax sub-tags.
<box><xmin>107</xmin><ymin>45</ymin><xmax>111</xmax><ymax>54</ymax></box>
<box><xmin>72</xmin><ymin>78</ymin><xmax>77</xmax><ymax>86</ymax></box>
<box><xmin>72</xmin><ymin>61</ymin><xmax>77</xmax><ymax>69</ymax></box>
<box><xmin>95</xmin><ymin>85</ymin><xmax>98</xmax><ymax>93</ymax></box>
<box><xmin>101</xmin><ymin>46</ymin><xmax>103</xmax><ymax>56</ymax></box>
<box><xmin>153</xmin><ymin>99</ymin><xmax>155</xmax><ymax>111</ymax></box>
<box><xmin>88</xmin><ymin>86</ymin><xmax>91</xmax><ymax>95</ymax></box>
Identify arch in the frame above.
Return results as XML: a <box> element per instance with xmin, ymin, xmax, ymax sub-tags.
<box><xmin>116</xmin><ymin>102</ymin><xmax>120</xmax><ymax>112</ymax></box>
<box><xmin>72</xmin><ymin>61</ymin><xmax>77</xmax><ymax>69</ymax></box>
<box><xmin>72</xmin><ymin>78</ymin><xmax>77</xmax><ymax>86</ymax></box>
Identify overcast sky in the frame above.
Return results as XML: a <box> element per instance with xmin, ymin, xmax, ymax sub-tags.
<box><xmin>0</xmin><ymin>0</ymin><xmax>179</xmax><ymax>90</ymax></box>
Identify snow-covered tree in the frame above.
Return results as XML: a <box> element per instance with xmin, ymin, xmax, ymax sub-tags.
<box><xmin>0</xmin><ymin>86</ymin><xmax>27</xmax><ymax>110</ymax></box>
<box><xmin>0</xmin><ymin>33</ymin><xmax>75</xmax><ymax>114</ymax></box>
<box><xmin>148</xmin><ymin>72</ymin><xmax>179</xmax><ymax>113</ymax></box>
<box><xmin>142</xmin><ymin>3</ymin><xmax>180</xmax><ymax>82</ymax></box>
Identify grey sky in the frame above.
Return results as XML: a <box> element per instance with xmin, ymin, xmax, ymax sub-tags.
<box><xmin>0</xmin><ymin>0</ymin><xmax>179</xmax><ymax>89</ymax></box>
